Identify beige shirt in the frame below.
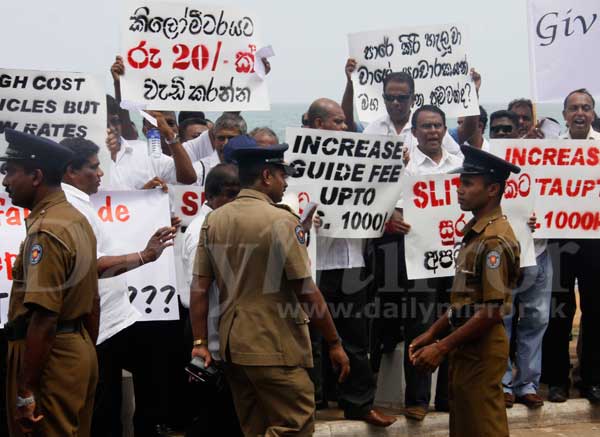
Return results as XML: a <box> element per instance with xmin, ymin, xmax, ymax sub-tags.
<box><xmin>193</xmin><ymin>189</ymin><xmax>313</xmax><ymax>367</ymax></box>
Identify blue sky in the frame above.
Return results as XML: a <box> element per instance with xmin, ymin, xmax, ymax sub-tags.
<box><xmin>1</xmin><ymin>0</ymin><xmax>532</xmax><ymax>104</ymax></box>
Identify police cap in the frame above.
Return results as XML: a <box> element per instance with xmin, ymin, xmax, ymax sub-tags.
<box><xmin>451</xmin><ymin>145</ymin><xmax>520</xmax><ymax>181</ymax></box>
<box><xmin>1</xmin><ymin>129</ymin><xmax>74</xmax><ymax>171</ymax></box>
<box><xmin>225</xmin><ymin>135</ymin><xmax>296</xmax><ymax>176</ymax></box>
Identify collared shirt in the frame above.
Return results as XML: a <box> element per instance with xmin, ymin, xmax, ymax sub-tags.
<box><xmin>561</xmin><ymin>128</ymin><xmax>600</xmax><ymax>139</ymax></box>
<box><xmin>364</xmin><ymin>113</ymin><xmax>462</xmax><ymax>156</ymax></box>
<box><xmin>182</xmin><ymin>202</ymin><xmax>221</xmax><ymax>359</ymax></box>
<box><xmin>8</xmin><ymin>191</ymin><xmax>98</xmax><ymax>323</ymax></box>
<box><xmin>63</xmin><ymin>183</ymin><xmax>140</xmax><ymax>344</ymax></box>
<box><xmin>193</xmin><ymin>188</ymin><xmax>313</xmax><ymax>367</ymax></box>
<box><xmin>451</xmin><ymin>206</ymin><xmax>520</xmax><ymax>310</ymax></box>
<box><xmin>396</xmin><ymin>146</ymin><xmax>463</xmax><ymax>208</ymax></box>
<box><xmin>192</xmin><ymin>151</ymin><xmax>221</xmax><ymax>186</ymax></box>
<box><xmin>108</xmin><ymin>138</ymin><xmax>177</xmax><ymax>190</ymax></box>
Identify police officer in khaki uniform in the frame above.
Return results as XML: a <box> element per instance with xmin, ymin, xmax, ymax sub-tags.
<box><xmin>409</xmin><ymin>145</ymin><xmax>521</xmax><ymax>437</ymax></box>
<box><xmin>1</xmin><ymin>129</ymin><xmax>99</xmax><ymax>437</ymax></box>
<box><xmin>189</xmin><ymin>136</ymin><xmax>350</xmax><ymax>437</ymax></box>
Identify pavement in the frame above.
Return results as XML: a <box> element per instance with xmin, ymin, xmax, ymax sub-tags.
<box><xmin>314</xmin><ymin>398</ymin><xmax>600</xmax><ymax>436</ymax></box>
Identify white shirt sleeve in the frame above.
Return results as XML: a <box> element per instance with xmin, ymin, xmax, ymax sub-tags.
<box><xmin>182</xmin><ymin>130</ymin><xmax>214</xmax><ymax>163</ymax></box>
<box><xmin>442</xmin><ymin>131</ymin><xmax>462</xmax><ymax>155</ymax></box>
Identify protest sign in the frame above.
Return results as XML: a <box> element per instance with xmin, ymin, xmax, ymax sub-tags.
<box><xmin>0</xmin><ymin>193</ymin><xmax>27</xmax><ymax>328</ymax></box>
<box><xmin>527</xmin><ymin>0</ymin><xmax>600</xmax><ymax>102</ymax></box>
<box><xmin>120</xmin><ymin>0</ymin><xmax>270</xmax><ymax>111</ymax></box>
<box><xmin>0</xmin><ymin>69</ymin><xmax>108</xmax><ymax>165</ymax></box>
<box><xmin>168</xmin><ymin>184</ymin><xmax>205</xmax><ymax>226</ymax></box>
<box><xmin>91</xmin><ymin>190</ymin><xmax>179</xmax><ymax>321</ymax></box>
<box><xmin>494</xmin><ymin>139</ymin><xmax>600</xmax><ymax>239</ymax></box>
<box><xmin>285</xmin><ymin>128</ymin><xmax>403</xmax><ymax>239</ymax></box>
<box><xmin>348</xmin><ymin>23</ymin><xmax>479</xmax><ymax>123</ymax></box>
<box><xmin>403</xmin><ymin>173</ymin><xmax>535</xmax><ymax>280</ymax></box>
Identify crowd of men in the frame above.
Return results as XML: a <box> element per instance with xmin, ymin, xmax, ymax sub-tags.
<box><xmin>0</xmin><ymin>52</ymin><xmax>599</xmax><ymax>437</ymax></box>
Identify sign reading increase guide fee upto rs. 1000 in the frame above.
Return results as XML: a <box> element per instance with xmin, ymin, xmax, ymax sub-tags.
<box><xmin>527</xmin><ymin>0</ymin><xmax>600</xmax><ymax>102</ymax></box>
<box><xmin>403</xmin><ymin>173</ymin><xmax>536</xmax><ymax>280</ymax></box>
<box><xmin>348</xmin><ymin>23</ymin><xmax>479</xmax><ymax>123</ymax></box>
<box><xmin>285</xmin><ymin>128</ymin><xmax>404</xmax><ymax>239</ymax></box>
<box><xmin>492</xmin><ymin>139</ymin><xmax>600</xmax><ymax>239</ymax></box>
<box><xmin>120</xmin><ymin>1</ymin><xmax>270</xmax><ymax>111</ymax></box>
<box><xmin>0</xmin><ymin>69</ymin><xmax>107</xmax><ymax>159</ymax></box>
<box><xmin>91</xmin><ymin>190</ymin><xmax>179</xmax><ymax>321</ymax></box>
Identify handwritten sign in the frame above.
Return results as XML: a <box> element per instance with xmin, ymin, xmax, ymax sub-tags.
<box><xmin>91</xmin><ymin>190</ymin><xmax>179</xmax><ymax>320</ymax></box>
<box><xmin>120</xmin><ymin>1</ymin><xmax>270</xmax><ymax>111</ymax></box>
<box><xmin>285</xmin><ymin>128</ymin><xmax>403</xmax><ymax>238</ymax></box>
<box><xmin>495</xmin><ymin>139</ymin><xmax>600</xmax><ymax>239</ymax></box>
<box><xmin>0</xmin><ymin>193</ymin><xmax>27</xmax><ymax>328</ymax></box>
<box><xmin>527</xmin><ymin>0</ymin><xmax>600</xmax><ymax>101</ymax></box>
<box><xmin>403</xmin><ymin>173</ymin><xmax>535</xmax><ymax>280</ymax></box>
<box><xmin>0</xmin><ymin>69</ymin><xmax>107</xmax><ymax>162</ymax></box>
<box><xmin>348</xmin><ymin>23</ymin><xmax>479</xmax><ymax>123</ymax></box>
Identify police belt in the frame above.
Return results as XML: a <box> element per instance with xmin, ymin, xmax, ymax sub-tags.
<box><xmin>5</xmin><ymin>317</ymin><xmax>83</xmax><ymax>341</ymax></box>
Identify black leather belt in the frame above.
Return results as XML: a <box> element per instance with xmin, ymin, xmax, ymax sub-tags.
<box><xmin>5</xmin><ymin>317</ymin><xmax>82</xmax><ymax>341</ymax></box>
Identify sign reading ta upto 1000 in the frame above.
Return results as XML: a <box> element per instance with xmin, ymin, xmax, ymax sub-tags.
<box><xmin>120</xmin><ymin>1</ymin><xmax>270</xmax><ymax>111</ymax></box>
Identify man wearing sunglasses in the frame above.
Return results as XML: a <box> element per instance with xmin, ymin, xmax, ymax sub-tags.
<box><xmin>489</xmin><ymin>110</ymin><xmax>519</xmax><ymax>140</ymax></box>
<box><xmin>363</xmin><ymin>70</ymin><xmax>482</xmax><ymax>158</ymax></box>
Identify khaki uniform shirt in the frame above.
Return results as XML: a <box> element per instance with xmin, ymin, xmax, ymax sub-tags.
<box><xmin>451</xmin><ymin>206</ymin><xmax>520</xmax><ymax>310</ymax></box>
<box><xmin>8</xmin><ymin>191</ymin><xmax>98</xmax><ymax>322</ymax></box>
<box><xmin>193</xmin><ymin>189</ymin><xmax>313</xmax><ymax>368</ymax></box>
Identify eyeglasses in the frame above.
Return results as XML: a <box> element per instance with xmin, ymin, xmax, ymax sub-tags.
<box><xmin>0</xmin><ymin>163</ymin><xmax>7</xmax><ymax>175</ymax></box>
<box><xmin>216</xmin><ymin>135</ymin><xmax>237</xmax><ymax>142</ymax></box>
<box><xmin>490</xmin><ymin>125</ymin><xmax>514</xmax><ymax>134</ymax></box>
<box><xmin>383</xmin><ymin>93</ymin><xmax>412</xmax><ymax>103</ymax></box>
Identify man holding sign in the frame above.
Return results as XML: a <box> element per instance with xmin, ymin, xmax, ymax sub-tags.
<box><xmin>410</xmin><ymin>145</ymin><xmax>521</xmax><ymax>437</ymax></box>
<box><xmin>1</xmin><ymin>130</ymin><xmax>99</xmax><ymax>437</ymax></box>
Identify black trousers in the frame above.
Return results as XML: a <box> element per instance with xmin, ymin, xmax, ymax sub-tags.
<box><xmin>542</xmin><ymin>240</ymin><xmax>600</xmax><ymax>387</ymax></box>
<box><xmin>370</xmin><ymin>235</ymin><xmax>450</xmax><ymax>408</ymax></box>
<box><xmin>0</xmin><ymin>329</ymin><xmax>8</xmax><ymax>436</ymax></box>
<box><xmin>311</xmin><ymin>267</ymin><xmax>376</xmax><ymax>419</ymax></box>
<box><xmin>91</xmin><ymin>320</ymin><xmax>180</xmax><ymax>437</ymax></box>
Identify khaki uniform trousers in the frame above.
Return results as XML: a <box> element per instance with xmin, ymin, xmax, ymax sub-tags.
<box><xmin>225</xmin><ymin>363</ymin><xmax>315</xmax><ymax>437</ymax></box>
<box><xmin>6</xmin><ymin>329</ymin><xmax>98</xmax><ymax>437</ymax></box>
<box><xmin>449</xmin><ymin>323</ymin><xmax>509</xmax><ymax>437</ymax></box>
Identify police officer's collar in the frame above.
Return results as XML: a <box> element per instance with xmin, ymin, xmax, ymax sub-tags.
<box><xmin>236</xmin><ymin>188</ymin><xmax>275</xmax><ymax>204</ymax></box>
<box><xmin>464</xmin><ymin>205</ymin><xmax>504</xmax><ymax>235</ymax></box>
<box><xmin>26</xmin><ymin>190</ymin><xmax>68</xmax><ymax>228</ymax></box>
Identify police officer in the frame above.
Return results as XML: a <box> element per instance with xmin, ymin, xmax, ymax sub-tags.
<box><xmin>1</xmin><ymin>129</ymin><xmax>99</xmax><ymax>437</ymax></box>
<box><xmin>409</xmin><ymin>145</ymin><xmax>521</xmax><ymax>437</ymax></box>
<box><xmin>189</xmin><ymin>136</ymin><xmax>350</xmax><ymax>436</ymax></box>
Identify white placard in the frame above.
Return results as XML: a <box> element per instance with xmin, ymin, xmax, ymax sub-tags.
<box><xmin>0</xmin><ymin>193</ymin><xmax>27</xmax><ymax>328</ymax></box>
<box><xmin>494</xmin><ymin>139</ymin><xmax>600</xmax><ymax>239</ymax></box>
<box><xmin>168</xmin><ymin>184</ymin><xmax>205</xmax><ymax>227</ymax></box>
<box><xmin>527</xmin><ymin>0</ymin><xmax>600</xmax><ymax>102</ymax></box>
<box><xmin>91</xmin><ymin>190</ymin><xmax>179</xmax><ymax>321</ymax></box>
<box><xmin>403</xmin><ymin>173</ymin><xmax>535</xmax><ymax>280</ymax></box>
<box><xmin>120</xmin><ymin>0</ymin><xmax>270</xmax><ymax>111</ymax></box>
<box><xmin>285</xmin><ymin>128</ymin><xmax>404</xmax><ymax>239</ymax></box>
<box><xmin>348</xmin><ymin>23</ymin><xmax>479</xmax><ymax>123</ymax></box>
<box><xmin>0</xmin><ymin>69</ymin><xmax>108</xmax><ymax>168</ymax></box>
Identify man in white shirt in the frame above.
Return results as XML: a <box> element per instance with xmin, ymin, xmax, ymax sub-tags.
<box><xmin>106</xmin><ymin>106</ymin><xmax>196</xmax><ymax>190</ymax></box>
<box><xmin>180</xmin><ymin>164</ymin><xmax>242</xmax><ymax>435</ymax></box>
<box><xmin>452</xmin><ymin>106</ymin><xmax>490</xmax><ymax>151</ymax></box>
<box><xmin>363</xmin><ymin>70</ymin><xmax>482</xmax><ymax>158</ymax></box>
<box><xmin>306</xmin><ymin>98</ymin><xmax>396</xmax><ymax>426</ymax></box>
<box><xmin>60</xmin><ymin>138</ymin><xmax>178</xmax><ymax>437</ymax></box>
<box><xmin>382</xmin><ymin>105</ymin><xmax>462</xmax><ymax>420</ymax></box>
<box><xmin>543</xmin><ymin>88</ymin><xmax>600</xmax><ymax>405</ymax></box>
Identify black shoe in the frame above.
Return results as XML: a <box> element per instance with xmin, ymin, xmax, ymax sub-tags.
<box><xmin>582</xmin><ymin>385</ymin><xmax>600</xmax><ymax>404</ymax></box>
<box><xmin>548</xmin><ymin>385</ymin><xmax>568</xmax><ymax>403</ymax></box>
